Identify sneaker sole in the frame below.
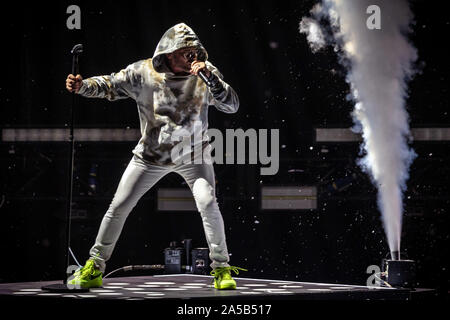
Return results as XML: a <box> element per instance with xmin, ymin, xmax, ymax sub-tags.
<box><xmin>215</xmin><ymin>282</ymin><xmax>237</xmax><ymax>290</ymax></box>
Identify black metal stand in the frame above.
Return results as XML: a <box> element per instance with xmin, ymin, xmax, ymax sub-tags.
<box><xmin>42</xmin><ymin>44</ymin><xmax>87</xmax><ymax>293</ymax></box>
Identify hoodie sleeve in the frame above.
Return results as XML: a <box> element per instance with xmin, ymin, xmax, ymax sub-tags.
<box><xmin>205</xmin><ymin>62</ymin><xmax>239</xmax><ymax>114</ymax></box>
<box><xmin>77</xmin><ymin>62</ymin><xmax>142</xmax><ymax>101</ymax></box>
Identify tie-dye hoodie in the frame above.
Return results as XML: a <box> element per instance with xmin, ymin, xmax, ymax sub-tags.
<box><xmin>77</xmin><ymin>23</ymin><xmax>239</xmax><ymax>165</ymax></box>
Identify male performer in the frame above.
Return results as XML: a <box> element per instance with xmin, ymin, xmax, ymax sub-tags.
<box><xmin>65</xmin><ymin>23</ymin><xmax>245</xmax><ymax>289</ymax></box>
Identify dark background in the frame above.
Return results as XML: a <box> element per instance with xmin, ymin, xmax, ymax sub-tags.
<box><xmin>0</xmin><ymin>0</ymin><xmax>448</xmax><ymax>297</ymax></box>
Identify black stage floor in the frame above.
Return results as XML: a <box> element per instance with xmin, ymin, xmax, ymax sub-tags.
<box><xmin>0</xmin><ymin>274</ymin><xmax>428</xmax><ymax>301</ymax></box>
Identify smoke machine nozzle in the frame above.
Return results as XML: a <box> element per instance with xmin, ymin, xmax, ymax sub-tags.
<box><xmin>390</xmin><ymin>250</ymin><xmax>400</xmax><ymax>261</ymax></box>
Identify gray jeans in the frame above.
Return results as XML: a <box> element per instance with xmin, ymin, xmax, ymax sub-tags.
<box><xmin>89</xmin><ymin>150</ymin><xmax>230</xmax><ymax>273</ymax></box>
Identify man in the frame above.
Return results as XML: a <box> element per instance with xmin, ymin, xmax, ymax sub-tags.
<box><xmin>65</xmin><ymin>23</ymin><xmax>245</xmax><ymax>289</ymax></box>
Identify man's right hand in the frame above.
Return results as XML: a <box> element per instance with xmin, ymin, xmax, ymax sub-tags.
<box><xmin>66</xmin><ymin>74</ymin><xmax>83</xmax><ymax>93</ymax></box>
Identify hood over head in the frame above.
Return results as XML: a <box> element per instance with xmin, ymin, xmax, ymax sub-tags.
<box><xmin>152</xmin><ymin>23</ymin><xmax>208</xmax><ymax>74</ymax></box>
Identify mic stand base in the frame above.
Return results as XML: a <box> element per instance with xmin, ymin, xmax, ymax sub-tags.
<box><xmin>41</xmin><ymin>283</ymin><xmax>90</xmax><ymax>293</ymax></box>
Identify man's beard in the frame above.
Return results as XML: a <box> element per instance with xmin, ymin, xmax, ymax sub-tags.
<box><xmin>174</xmin><ymin>64</ymin><xmax>191</xmax><ymax>76</ymax></box>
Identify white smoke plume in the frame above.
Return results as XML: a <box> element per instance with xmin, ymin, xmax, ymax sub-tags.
<box><xmin>299</xmin><ymin>17</ymin><xmax>326</xmax><ymax>52</ymax></box>
<box><xmin>300</xmin><ymin>0</ymin><xmax>418</xmax><ymax>258</ymax></box>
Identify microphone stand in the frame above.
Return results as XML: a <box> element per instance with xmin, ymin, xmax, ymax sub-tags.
<box><xmin>42</xmin><ymin>44</ymin><xmax>88</xmax><ymax>292</ymax></box>
<box><xmin>65</xmin><ymin>43</ymin><xmax>83</xmax><ymax>283</ymax></box>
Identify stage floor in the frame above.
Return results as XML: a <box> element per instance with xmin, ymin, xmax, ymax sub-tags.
<box><xmin>0</xmin><ymin>274</ymin><xmax>420</xmax><ymax>301</ymax></box>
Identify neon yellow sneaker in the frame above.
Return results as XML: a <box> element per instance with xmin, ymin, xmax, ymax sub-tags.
<box><xmin>67</xmin><ymin>259</ymin><xmax>103</xmax><ymax>289</ymax></box>
<box><xmin>211</xmin><ymin>266</ymin><xmax>247</xmax><ymax>290</ymax></box>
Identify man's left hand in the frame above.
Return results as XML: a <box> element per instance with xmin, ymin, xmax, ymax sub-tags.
<box><xmin>190</xmin><ymin>61</ymin><xmax>211</xmax><ymax>78</ymax></box>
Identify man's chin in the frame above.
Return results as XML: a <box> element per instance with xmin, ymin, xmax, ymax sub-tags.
<box><xmin>175</xmin><ymin>70</ymin><xmax>191</xmax><ymax>76</ymax></box>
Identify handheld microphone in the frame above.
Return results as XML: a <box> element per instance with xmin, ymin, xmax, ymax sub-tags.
<box><xmin>198</xmin><ymin>70</ymin><xmax>213</xmax><ymax>87</ymax></box>
<box><xmin>187</xmin><ymin>50</ymin><xmax>213</xmax><ymax>87</ymax></box>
